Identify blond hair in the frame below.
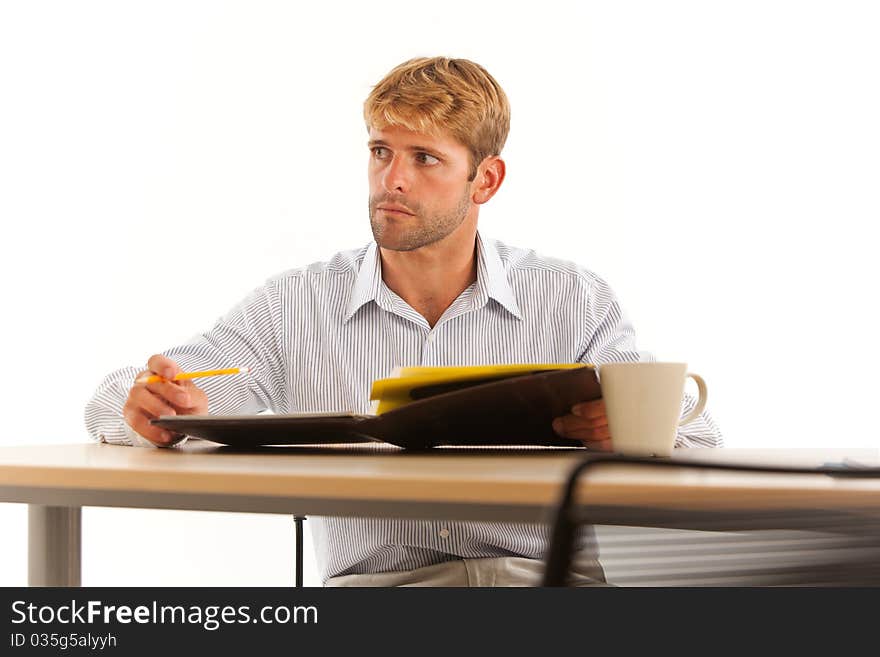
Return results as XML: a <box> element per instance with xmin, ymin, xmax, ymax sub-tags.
<box><xmin>364</xmin><ymin>57</ymin><xmax>510</xmax><ymax>181</ymax></box>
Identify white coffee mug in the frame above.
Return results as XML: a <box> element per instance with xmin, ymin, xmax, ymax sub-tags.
<box><xmin>598</xmin><ymin>362</ymin><xmax>707</xmax><ymax>457</ymax></box>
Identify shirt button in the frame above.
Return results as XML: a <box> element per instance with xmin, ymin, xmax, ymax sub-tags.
<box><xmin>426</xmin><ymin>334</ymin><xmax>435</xmax><ymax>344</ymax></box>
<box><xmin>439</xmin><ymin>528</ymin><xmax>450</xmax><ymax>539</ymax></box>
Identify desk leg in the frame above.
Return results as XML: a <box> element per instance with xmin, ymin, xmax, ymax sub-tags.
<box><xmin>28</xmin><ymin>505</ymin><xmax>81</xmax><ymax>587</ymax></box>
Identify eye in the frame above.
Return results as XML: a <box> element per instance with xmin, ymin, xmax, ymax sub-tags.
<box><xmin>415</xmin><ymin>152</ymin><xmax>440</xmax><ymax>165</ymax></box>
<box><xmin>371</xmin><ymin>146</ymin><xmax>390</xmax><ymax>160</ymax></box>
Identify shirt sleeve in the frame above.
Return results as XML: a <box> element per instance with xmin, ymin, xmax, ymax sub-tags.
<box><xmin>576</xmin><ymin>275</ymin><xmax>723</xmax><ymax>449</ymax></box>
<box><xmin>84</xmin><ymin>278</ymin><xmax>289</xmax><ymax>447</ymax></box>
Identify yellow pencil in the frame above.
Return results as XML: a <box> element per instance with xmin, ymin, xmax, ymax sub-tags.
<box><xmin>135</xmin><ymin>367</ymin><xmax>250</xmax><ymax>385</ymax></box>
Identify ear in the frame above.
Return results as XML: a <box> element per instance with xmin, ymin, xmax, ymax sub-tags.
<box><xmin>471</xmin><ymin>156</ymin><xmax>506</xmax><ymax>205</ymax></box>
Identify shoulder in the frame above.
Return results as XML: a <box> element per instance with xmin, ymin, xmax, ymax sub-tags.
<box><xmin>489</xmin><ymin>236</ymin><xmax>611</xmax><ymax>293</ymax></box>
<box><xmin>263</xmin><ymin>244</ymin><xmax>367</xmax><ymax>290</ymax></box>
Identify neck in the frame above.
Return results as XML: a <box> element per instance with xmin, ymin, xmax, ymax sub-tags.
<box><xmin>379</xmin><ymin>220</ymin><xmax>479</xmax><ymax>328</ymax></box>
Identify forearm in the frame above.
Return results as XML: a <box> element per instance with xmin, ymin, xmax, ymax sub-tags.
<box><xmin>84</xmin><ymin>364</ymin><xmax>144</xmax><ymax>445</ymax></box>
<box><xmin>83</xmin><ymin>348</ymin><xmax>266</xmax><ymax>447</ymax></box>
<box><xmin>84</xmin><ymin>281</ymin><xmax>289</xmax><ymax>446</ymax></box>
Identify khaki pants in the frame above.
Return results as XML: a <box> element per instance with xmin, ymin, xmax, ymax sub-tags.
<box><xmin>325</xmin><ymin>555</ymin><xmax>607</xmax><ymax>587</ymax></box>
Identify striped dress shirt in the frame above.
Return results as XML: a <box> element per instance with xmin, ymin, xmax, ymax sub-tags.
<box><xmin>85</xmin><ymin>232</ymin><xmax>722</xmax><ymax>581</ymax></box>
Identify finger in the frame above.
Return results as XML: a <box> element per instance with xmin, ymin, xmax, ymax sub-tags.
<box><xmin>554</xmin><ymin>421</ymin><xmax>612</xmax><ymax>443</ymax></box>
<box><xmin>553</xmin><ymin>414</ymin><xmax>614</xmax><ymax>450</ymax></box>
<box><xmin>567</xmin><ymin>413</ymin><xmax>609</xmax><ymax>429</ymax></box>
<box><xmin>552</xmin><ymin>415</ymin><xmax>575</xmax><ymax>437</ymax></box>
<box><xmin>172</xmin><ymin>379</ymin><xmax>208</xmax><ymax>409</ymax></box>
<box><xmin>176</xmin><ymin>377</ymin><xmax>199</xmax><ymax>390</ymax></box>
<box><xmin>133</xmin><ymin>386</ymin><xmax>180</xmax><ymax>419</ymax></box>
<box><xmin>588</xmin><ymin>425</ymin><xmax>612</xmax><ymax>441</ymax></box>
<box><xmin>124</xmin><ymin>408</ymin><xmax>181</xmax><ymax>447</ymax></box>
<box><xmin>134</xmin><ymin>374</ymin><xmax>206</xmax><ymax>416</ymax></box>
<box><xmin>133</xmin><ymin>371</ymin><xmax>192</xmax><ymax>411</ymax></box>
<box><xmin>552</xmin><ymin>415</ymin><xmax>611</xmax><ymax>440</ymax></box>
<box><xmin>146</xmin><ymin>354</ymin><xmax>181</xmax><ymax>381</ymax></box>
<box><xmin>146</xmin><ymin>379</ymin><xmax>193</xmax><ymax>410</ymax></box>
<box><xmin>581</xmin><ymin>437</ymin><xmax>614</xmax><ymax>452</ymax></box>
<box><xmin>571</xmin><ymin>399</ymin><xmax>607</xmax><ymax>420</ymax></box>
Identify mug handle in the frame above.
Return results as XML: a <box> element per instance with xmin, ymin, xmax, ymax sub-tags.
<box><xmin>678</xmin><ymin>373</ymin><xmax>708</xmax><ymax>425</ymax></box>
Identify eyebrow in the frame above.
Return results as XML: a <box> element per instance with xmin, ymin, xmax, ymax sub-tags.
<box><xmin>367</xmin><ymin>139</ymin><xmax>447</xmax><ymax>158</ymax></box>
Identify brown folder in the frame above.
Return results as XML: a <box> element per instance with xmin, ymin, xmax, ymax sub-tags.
<box><xmin>151</xmin><ymin>365</ymin><xmax>600</xmax><ymax>449</ymax></box>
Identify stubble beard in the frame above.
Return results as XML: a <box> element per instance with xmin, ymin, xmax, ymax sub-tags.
<box><xmin>369</xmin><ymin>189</ymin><xmax>472</xmax><ymax>252</ymax></box>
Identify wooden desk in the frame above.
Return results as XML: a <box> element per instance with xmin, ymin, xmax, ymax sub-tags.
<box><xmin>1</xmin><ymin>442</ymin><xmax>878</xmax><ymax>586</ymax></box>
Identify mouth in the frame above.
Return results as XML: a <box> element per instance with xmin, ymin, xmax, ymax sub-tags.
<box><xmin>377</xmin><ymin>205</ymin><xmax>415</xmax><ymax>216</ymax></box>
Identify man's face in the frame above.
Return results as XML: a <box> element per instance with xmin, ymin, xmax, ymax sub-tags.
<box><xmin>368</xmin><ymin>125</ymin><xmax>475</xmax><ymax>252</ymax></box>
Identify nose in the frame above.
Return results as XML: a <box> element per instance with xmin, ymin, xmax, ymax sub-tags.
<box><xmin>381</xmin><ymin>154</ymin><xmax>411</xmax><ymax>194</ymax></box>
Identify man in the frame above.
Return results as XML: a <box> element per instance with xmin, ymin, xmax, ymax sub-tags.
<box><xmin>86</xmin><ymin>57</ymin><xmax>722</xmax><ymax>586</ymax></box>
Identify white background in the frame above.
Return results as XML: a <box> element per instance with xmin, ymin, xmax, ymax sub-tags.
<box><xmin>1</xmin><ymin>0</ymin><xmax>878</xmax><ymax>586</ymax></box>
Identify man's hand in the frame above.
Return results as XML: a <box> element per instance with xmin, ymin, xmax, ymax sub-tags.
<box><xmin>122</xmin><ymin>354</ymin><xmax>209</xmax><ymax>447</ymax></box>
<box><xmin>552</xmin><ymin>399</ymin><xmax>613</xmax><ymax>451</ymax></box>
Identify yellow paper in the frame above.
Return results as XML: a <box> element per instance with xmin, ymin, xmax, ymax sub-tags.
<box><xmin>369</xmin><ymin>363</ymin><xmax>591</xmax><ymax>414</ymax></box>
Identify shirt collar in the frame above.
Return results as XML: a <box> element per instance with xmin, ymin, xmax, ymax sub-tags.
<box><xmin>343</xmin><ymin>231</ymin><xmax>523</xmax><ymax>323</ymax></box>
<box><xmin>344</xmin><ymin>241</ymin><xmax>383</xmax><ymax>322</ymax></box>
<box><xmin>474</xmin><ymin>232</ymin><xmax>523</xmax><ymax>320</ymax></box>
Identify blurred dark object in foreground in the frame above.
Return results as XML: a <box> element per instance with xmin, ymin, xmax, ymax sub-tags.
<box><xmin>544</xmin><ymin>454</ymin><xmax>880</xmax><ymax>586</ymax></box>
<box><xmin>594</xmin><ymin>524</ymin><xmax>880</xmax><ymax>586</ymax></box>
